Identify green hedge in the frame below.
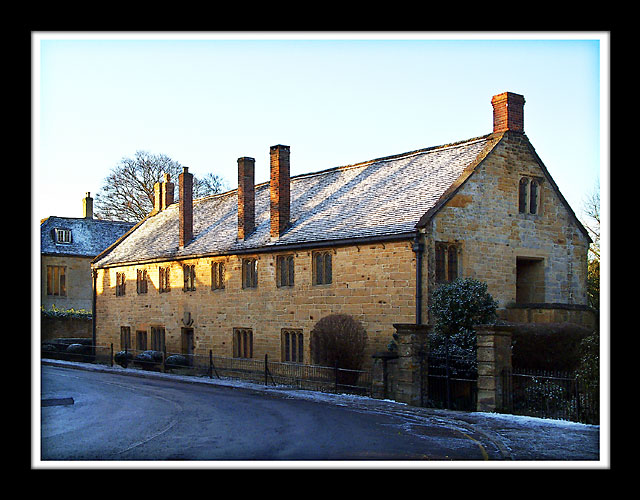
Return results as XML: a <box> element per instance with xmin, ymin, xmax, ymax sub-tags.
<box><xmin>41</xmin><ymin>305</ymin><xmax>92</xmax><ymax>320</ymax></box>
<box><xmin>510</xmin><ymin>322</ymin><xmax>593</xmax><ymax>371</ymax></box>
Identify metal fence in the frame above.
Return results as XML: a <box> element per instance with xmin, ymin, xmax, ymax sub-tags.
<box><xmin>424</xmin><ymin>353</ymin><xmax>478</xmax><ymax>411</ymax></box>
<box><xmin>41</xmin><ymin>343</ymin><xmax>372</xmax><ymax>397</ymax></box>
<box><xmin>502</xmin><ymin>368</ymin><xmax>599</xmax><ymax>425</ymax></box>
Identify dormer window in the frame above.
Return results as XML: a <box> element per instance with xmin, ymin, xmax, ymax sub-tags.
<box><xmin>54</xmin><ymin>228</ymin><xmax>72</xmax><ymax>244</ymax></box>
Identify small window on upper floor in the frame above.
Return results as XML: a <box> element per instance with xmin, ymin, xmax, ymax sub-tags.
<box><xmin>276</xmin><ymin>255</ymin><xmax>295</xmax><ymax>287</ymax></box>
<box><xmin>183</xmin><ymin>264</ymin><xmax>196</xmax><ymax>292</ymax></box>
<box><xmin>242</xmin><ymin>258</ymin><xmax>258</xmax><ymax>289</ymax></box>
<box><xmin>115</xmin><ymin>272</ymin><xmax>126</xmax><ymax>296</ymax></box>
<box><xmin>47</xmin><ymin>265</ymin><xmax>66</xmax><ymax>296</ymax></box>
<box><xmin>159</xmin><ymin>266</ymin><xmax>171</xmax><ymax>293</ymax></box>
<box><xmin>313</xmin><ymin>251</ymin><xmax>332</xmax><ymax>285</ymax></box>
<box><xmin>518</xmin><ymin>176</ymin><xmax>541</xmax><ymax>215</ymax></box>
<box><xmin>54</xmin><ymin>228</ymin><xmax>72</xmax><ymax>244</ymax></box>
<box><xmin>435</xmin><ymin>242</ymin><xmax>460</xmax><ymax>284</ymax></box>
<box><xmin>529</xmin><ymin>179</ymin><xmax>539</xmax><ymax>215</ymax></box>
<box><xmin>137</xmin><ymin>269</ymin><xmax>148</xmax><ymax>294</ymax></box>
<box><xmin>211</xmin><ymin>261</ymin><xmax>225</xmax><ymax>290</ymax></box>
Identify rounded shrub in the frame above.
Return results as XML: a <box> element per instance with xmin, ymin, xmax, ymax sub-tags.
<box><xmin>66</xmin><ymin>343</ymin><xmax>91</xmax><ymax>354</ymax></box>
<box><xmin>430</xmin><ymin>278</ymin><xmax>498</xmax><ymax>360</ymax></box>
<box><xmin>133</xmin><ymin>350</ymin><xmax>163</xmax><ymax>370</ymax></box>
<box><xmin>165</xmin><ymin>354</ymin><xmax>190</xmax><ymax>369</ymax></box>
<box><xmin>114</xmin><ymin>350</ymin><xmax>133</xmax><ymax>368</ymax></box>
<box><xmin>310</xmin><ymin>314</ymin><xmax>367</xmax><ymax>371</ymax></box>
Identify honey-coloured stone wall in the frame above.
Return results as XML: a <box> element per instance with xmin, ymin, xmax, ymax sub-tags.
<box><xmin>42</xmin><ymin>255</ymin><xmax>94</xmax><ymax>312</ymax></box>
<box><xmin>428</xmin><ymin>131</ymin><xmax>590</xmax><ymax>313</ymax></box>
<box><xmin>94</xmin><ymin>239</ymin><xmax>417</xmax><ymax>367</ymax></box>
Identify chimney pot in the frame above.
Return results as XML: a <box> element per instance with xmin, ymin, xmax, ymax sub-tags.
<box><xmin>270</xmin><ymin>145</ymin><xmax>290</xmax><ymax>239</ymax></box>
<box><xmin>491</xmin><ymin>92</ymin><xmax>525</xmax><ymax>133</ymax></box>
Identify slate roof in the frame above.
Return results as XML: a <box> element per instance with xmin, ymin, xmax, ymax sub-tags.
<box><xmin>93</xmin><ymin>134</ymin><xmax>501</xmax><ymax>268</ymax></box>
<box><xmin>41</xmin><ymin>216</ymin><xmax>135</xmax><ymax>258</ymax></box>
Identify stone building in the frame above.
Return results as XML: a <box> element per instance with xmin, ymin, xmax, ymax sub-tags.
<box><xmin>41</xmin><ymin>193</ymin><xmax>135</xmax><ymax>312</ymax></box>
<box><xmin>91</xmin><ymin>92</ymin><xmax>593</xmax><ymax>366</ymax></box>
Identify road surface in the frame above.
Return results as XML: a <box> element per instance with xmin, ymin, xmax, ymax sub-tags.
<box><xmin>40</xmin><ymin>364</ymin><xmax>499</xmax><ymax>461</ymax></box>
<box><xmin>38</xmin><ymin>362</ymin><xmax>602</xmax><ymax>465</ymax></box>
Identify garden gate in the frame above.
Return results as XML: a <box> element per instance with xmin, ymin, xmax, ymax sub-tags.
<box><xmin>425</xmin><ymin>352</ymin><xmax>478</xmax><ymax>411</ymax></box>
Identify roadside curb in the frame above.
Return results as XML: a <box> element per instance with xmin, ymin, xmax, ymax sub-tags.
<box><xmin>41</xmin><ymin>358</ymin><xmax>270</xmax><ymax>394</ymax></box>
<box><xmin>41</xmin><ymin>358</ymin><xmax>512</xmax><ymax>460</ymax></box>
<box><xmin>41</xmin><ymin>358</ymin><xmax>601</xmax><ymax>463</ymax></box>
<box><xmin>42</xmin><ymin>358</ymin><xmax>519</xmax><ymax>458</ymax></box>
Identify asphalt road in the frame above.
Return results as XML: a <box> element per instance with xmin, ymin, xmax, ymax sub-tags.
<box><xmin>40</xmin><ymin>365</ymin><xmax>502</xmax><ymax>461</ymax></box>
<box><xmin>38</xmin><ymin>362</ymin><xmax>603</xmax><ymax>465</ymax></box>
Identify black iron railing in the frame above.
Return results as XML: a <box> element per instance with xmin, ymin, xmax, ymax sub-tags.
<box><xmin>502</xmin><ymin>367</ymin><xmax>599</xmax><ymax>424</ymax></box>
<box><xmin>41</xmin><ymin>343</ymin><xmax>371</xmax><ymax>397</ymax></box>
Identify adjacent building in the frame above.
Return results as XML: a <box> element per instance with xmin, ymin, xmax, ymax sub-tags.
<box><xmin>41</xmin><ymin>193</ymin><xmax>135</xmax><ymax>312</ymax></box>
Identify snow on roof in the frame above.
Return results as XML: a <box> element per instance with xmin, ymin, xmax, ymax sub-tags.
<box><xmin>41</xmin><ymin>217</ymin><xmax>135</xmax><ymax>258</ymax></box>
<box><xmin>93</xmin><ymin>135</ymin><xmax>497</xmax><ymax>267</ymax></box>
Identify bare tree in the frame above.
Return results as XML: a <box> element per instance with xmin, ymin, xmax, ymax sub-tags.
<box><xmin>94</xmin><ymin>151</ymin><xmax>228</xmax><ymax>222</ymax></box>
<box><xmin>194</xmin><ymin>172</ymin><xmax>229</xmax><ymax>199</ymax></box>
<box><xmin>582</xmin><ymin>180</ymin><xmax>600</xmax><ymax>261</ymax></box>
<box><xmin>582</xmin><ymin>180</ymin><xmax>600</xmax><ymax>312</ymax></box>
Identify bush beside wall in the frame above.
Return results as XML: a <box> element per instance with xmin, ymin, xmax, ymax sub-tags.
<box><xmin>510</xmin><ymin>322</ymin><xmax>592</xmax><ymax>371</ymax></box>
<box><xmin>41</xmin><ymin>308</ymin><xmax>92</xmax><ymax>342</ymax></box>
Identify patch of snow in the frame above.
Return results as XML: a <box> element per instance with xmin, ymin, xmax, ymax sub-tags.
<box><xmin>41</xmin><ymin>358</ymin><xmax>597</xmax><ymax>431</ymax></box>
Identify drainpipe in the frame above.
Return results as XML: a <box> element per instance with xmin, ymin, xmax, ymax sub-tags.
<box><xmin>412</xmin><ymin>231</ymin><xmax>424</xmax><ymax>325</ymax></box>
<box><xmin>91</xmin><ymin>269</ymin><xmax>97</xmax><ymax>351</ymax></box>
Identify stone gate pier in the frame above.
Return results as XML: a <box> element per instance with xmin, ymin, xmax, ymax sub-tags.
<box><xmin>372</xmin><ymin>323</ymin><xmax>513</xmax><ymax>413</ymax></box>
<box><xmin>476</xmin><ymin>325</ymin><xmax>512</xmax><ymax>412</ymax></box>
<box><xmin>372</xmin><ymin>323</ymin><xmax>428</xmax><ymax>406</ymax></box>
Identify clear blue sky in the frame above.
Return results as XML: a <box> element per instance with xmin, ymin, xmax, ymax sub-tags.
<box><xmin>33</xmin><ymin>32</ymin><xmax>607</xmax><ymax>224</ymax></box>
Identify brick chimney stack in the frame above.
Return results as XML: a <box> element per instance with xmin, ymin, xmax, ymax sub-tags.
<box><xmin>161</xmin><ymin>173</ymin><xmax>174</xmax><ymax>210</ymax></box>
<box><xmin>153</xmin><ymin>182</ymin><xmax>162</xmax><ymax>214</ymax></box>
<box><xmin>83</xmin><ymin>192</ymin><xmax>93</xmax><ymax>219</ymax></box>
<box><xmin>152</xmin><ymin>173</ymin><xmax>174</xmax><ymax>215</ymax></box>
<box><xmin>237</xmin><ymin>157</ymin><xmax>256</xmax><ymax>240</ymax></box>
<box><xmin>270</xmin><ymin>145</ymin><xmax>290</xmax><ymax>239</ymax></box>
<box><xmin>179</xmin><ymin>167</ymin><xmax>193</xmax><ymax>248</ymax></box>
<box><xmin>491</xmin><ymin>92</ymin><xmax>525</xmax><ymax>133</ymax></box>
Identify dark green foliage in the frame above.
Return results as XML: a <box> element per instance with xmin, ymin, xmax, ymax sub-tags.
<box><xmin>114</xmin><ymin>350</ymin><xmax>133</xmax><ymax>368</ymax></box>
<box><xmin>41</xmin><ymin>338</ymin><xmax>94</xmax><ymax>362</ymax></box>
<box><xmin>41</xmin><ymin>305</ymin><xmax>92</xmax><ymax>319</ymax></box>
<box><xmin>65</xmin><ymin>343</ymin><xmax>94</xmax><ymax>362</ymax></box>
<box><xmin>510</xmin><ymin>323</ymin><xmax>592</xmax><ymax>371</ymax></box>
<box><xmin>587</xmin><ymin>259</ymin><xmax>599</xmax><ymax>312</ymax></box>
<box><xmin>387</xmin><ymin>332</ymin><xmax>400</xmax><ymax>353</ymax></box>
<box><xmin>133</xmin><ymin>350</ymin><xmax>164</xmax><ymax>370</ymax></box>
<box><xmin>66</xmin><ymin>343</ymin><xmax>92</xmax><ymax>354</ymax></box>
<box><xmin>429</xmin><ymin>278</ymin><xmax>498</xmax><ymax>359</ymax></box>
<box><xmin>165</xmin><ymin>354</ymin><xmax>190</xmax><ymax>368</ymax></box>
<box><xmin>576</xmin><ymin>331</ymin><xmax>599</xmax><ymax>386</ymax></box>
